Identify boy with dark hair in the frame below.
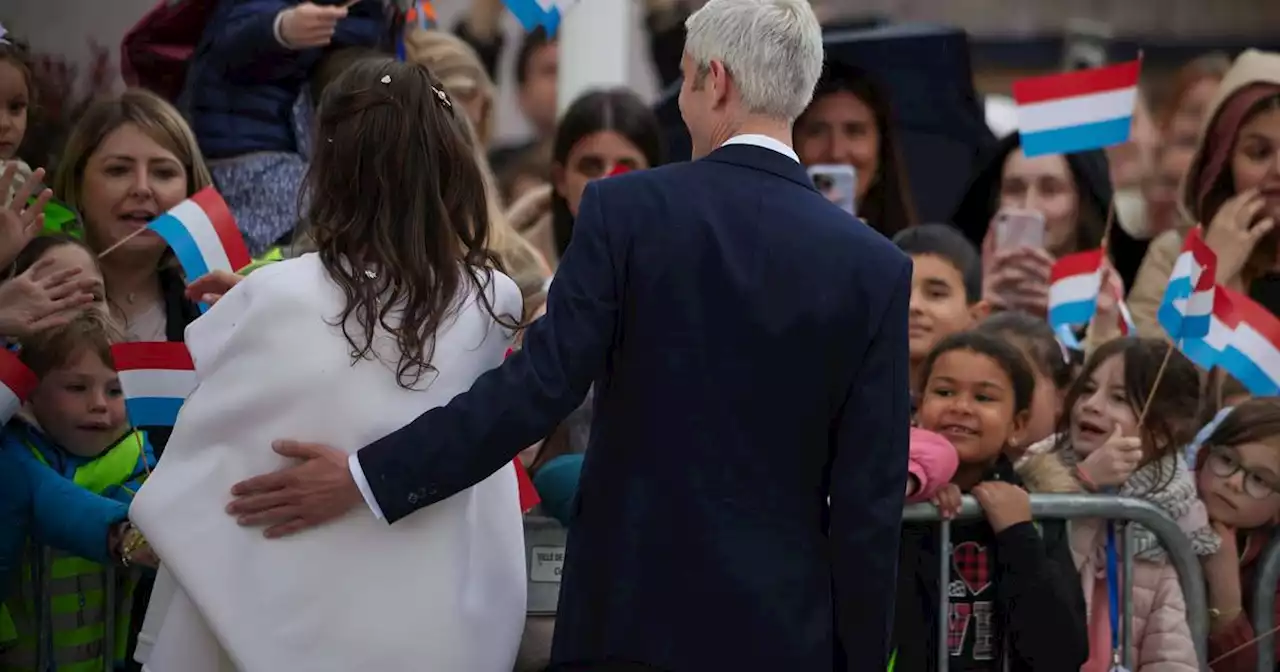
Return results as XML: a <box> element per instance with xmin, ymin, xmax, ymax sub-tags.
<box><xmin>893</xmin><ymin>223</ymin><xmax>990</xmax><ymax>385</ymax></box>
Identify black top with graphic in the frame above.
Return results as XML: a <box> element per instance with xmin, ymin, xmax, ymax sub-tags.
<box><xmin>889</xmin><ymin>456</ymin><xmax>1088</xmax><ymax>672</ymax></box>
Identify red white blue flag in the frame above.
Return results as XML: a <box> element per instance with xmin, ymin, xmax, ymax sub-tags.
<box><xmin>111</xmin><ymin>342</ymin><xmax>198</xmax><ymax>428</ymax></box>
<box><xmin>1014</xmin><ymin>59</ymin><xmax>1141</xmax><ymax>157</ymax></box>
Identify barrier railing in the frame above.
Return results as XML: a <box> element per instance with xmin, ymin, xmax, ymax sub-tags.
<box><xmin>904</xmin><ymin>494</ymin><xmax>1207</xmax><ymax>670</ymax></box>
<box><xmin>1251</xmin><ymin>534</ymin><xmax>1280</xmax><ymax>671</ymax></box>
<box><xmin>522</xmin><ymin>494</ymin><xmax>1209</xmax><ymax>669</ymax></box>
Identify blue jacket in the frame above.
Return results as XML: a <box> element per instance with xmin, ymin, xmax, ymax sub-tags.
<box><xmin>0</xmin><ymin>425</ymin><xmax>142</xmax><ymax>601</ymax></box>
<box><xmin>355</xmin><ymin>144</ymin><xmax>913</xmax><ymax>672</ymax></box>
<box><xmin>183</xmin><ymin>0</ymin><xmax>387</xmax><ymax>158</ymax></box>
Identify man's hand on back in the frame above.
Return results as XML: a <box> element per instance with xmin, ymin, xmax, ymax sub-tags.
<box><xmin>227</xmin><ymin>440</ymin><xmax>363</xmax><ymax>538</ymax></box>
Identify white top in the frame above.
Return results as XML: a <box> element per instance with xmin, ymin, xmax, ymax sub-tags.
<box><xmin>130</xmin><ymin>254</ymin><xmax>527</xmax><ymax>672</ymax></box>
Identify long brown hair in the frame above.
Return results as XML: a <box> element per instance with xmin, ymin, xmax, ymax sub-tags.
<box><xmin>306</xmin><ymin>57</ymin><xmax>511</xmax><ymax>389</ymax></box>
<box><xmin>1054</xmin><ymin>338</ymin><xmax>1200</xmax><ymax>493</ymax></box>
<box><xmin>52</xmin><ymin>88</ymin><xmax>213</xmax><ymax>241</ymax></box>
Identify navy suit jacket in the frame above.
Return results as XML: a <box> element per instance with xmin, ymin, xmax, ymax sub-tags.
<box><xmin>357</xmin><ymin>143</ymin><xmax>913</xmax><ymax>672</ymax></box>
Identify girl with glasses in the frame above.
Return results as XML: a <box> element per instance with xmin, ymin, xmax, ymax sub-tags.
<box><xmin>1195</xmin><ymin>397</ymin><xmax>1280</xmax><ymax>671</ymax></box>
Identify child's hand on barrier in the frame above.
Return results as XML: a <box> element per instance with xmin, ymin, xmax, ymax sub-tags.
<box><xmin>972</xmin><ymin>482</ymin><xmax>1031</xmax><ymax>534</ymax></box>
<box><xmin>1078</xmin><ymin>426</ymin><xmax>1143</xmax><ymax>489</ymax></box>
<box><xmin>931</xmin><ymin>483</ymin><xmax>962</xmax><ymax>520</ymax></box>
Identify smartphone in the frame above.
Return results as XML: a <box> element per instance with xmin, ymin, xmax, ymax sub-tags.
<box><xmin>807</xmin><ymin>164</ymin><xmax>857</xmax><ymax>215</ymax></box>
<box><xmin>994</xmin><ymin>209</ymin><xmax>1047</xmax><ymax>249</ymax></box>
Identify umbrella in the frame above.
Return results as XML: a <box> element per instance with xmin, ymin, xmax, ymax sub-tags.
<box><xmin>655</xmin><ymin>22</ymin><xmax>996</xmax><ymax>223</ymax></box>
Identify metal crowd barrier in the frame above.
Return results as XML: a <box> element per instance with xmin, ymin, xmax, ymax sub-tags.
<box><xmin>904</xmin><ymin>494</ymin><xmax>1207</xmax><ymax>670</ymax></box>
<box><xmin>521</xmin><ymin>495</ymin><xmax>1209</xmax><ymax>669</ymax></box>
<box><xmin>1251</xmin><ymin>534</ymin><xmax>1280</xmax><ymax>671</ymax></box>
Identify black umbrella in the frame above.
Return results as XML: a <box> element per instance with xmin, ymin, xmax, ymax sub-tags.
<box><xmin>654</xmin><ymin>22</ymin><xmax>996</xmax><ymax>223</ymax></box>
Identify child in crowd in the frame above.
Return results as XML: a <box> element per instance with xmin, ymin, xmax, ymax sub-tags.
<box><xmin>976</xmin><ymin>311</ymin><xmax>1074</xmax><ymax>459</ymax></box>
<box><xmin>895</xmin><ymin>331</ymin><xmax>1086</xmax><ymax>671</ymax></box>
<box><xmin>0</xmin><ymin>310</ymin><xmax>156</xmax><ymax>671</ymax></box>
<box><xmin>1188</xmin><ymin>370</ymin><xmax>1252</xmax><ymax>466</ymax></box>
<box><xmin>892</xmin><ymin>224</ymin><xmax>989</xmax><ymax>387</ymax></box>
<box><xmin>181</xmin><ymin>1</ymin><xmax>387</xmax><ymax>254</ymax></box>
<box><xmin>1</xmin><ymin>235</ymin><xmax>105</xmax><ymax>348</ymax></box>
<box><xmin>0</xmin><ymin>24</ymin><xmax>32</xmax><ymax>205</ymax></box>
<box><xmin>1194</xmin><ymin>398</ymin><xmax>1280</xmax><ymax>671</ymax></box>
<box><xmin>1048</xmin><ymin>338</ymin><xmax>1205</xmax><ymax>669</ymax></box>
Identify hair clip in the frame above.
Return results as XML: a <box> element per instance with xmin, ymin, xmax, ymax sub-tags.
<box><xmin>380</xmin><ymin>75</ymin><xmax>392</xmax><ymax>84</ymax></box>
<box><xmin>431</xmin><ymin>85</ymin><xmax>452</xmax><ymax>108</ymax></box>
<box><xmin>0</xmin><ymin>22</ymin><xmax>9</xmax><ymax>45</ymax></box>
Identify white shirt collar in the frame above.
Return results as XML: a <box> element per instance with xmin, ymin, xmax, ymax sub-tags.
<box><xmin>720</xmin><ymin>134</ymin><xmax>800</xmax><ymax>163</ymax></box>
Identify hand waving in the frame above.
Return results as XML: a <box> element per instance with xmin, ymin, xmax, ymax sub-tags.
<box><xmin>0</xmin><ymin>257</ymin><xmax>98</xmax><ymax>338</ymax></box>
<box><xmin>0</xmin><ymin>164</ymin><xmax>52</xmax><ymax>269</ymax></box>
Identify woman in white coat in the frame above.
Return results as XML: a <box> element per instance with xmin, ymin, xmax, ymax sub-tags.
<box><xmin>129</xmin><ymin>58</ymin><xmax>527</xmax><ymax>672</ymax></box>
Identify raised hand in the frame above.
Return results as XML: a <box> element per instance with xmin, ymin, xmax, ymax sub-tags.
<box><xmin>1078</xmin><ymin>426</ymin><xmax>1143</xmax><ymax>490</ymax></box>
<box><xmin>279</xmin><ymin>2</ymin><xmax>350</xmax><ymax>49</ymax></box>
<box><xmin>0</xmin><ymin>164</ymin><xmax>52</xmax><ymax>269</ymax></box>
<box><xmin>0</xmin><ymin>257</ymin><xmax>98</xmax><ymax>338</ymax></box>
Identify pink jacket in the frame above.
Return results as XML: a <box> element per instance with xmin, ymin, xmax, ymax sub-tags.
<box><xmin>906</xmin><ymin>428</ymin><xmax>958</xmax><ymax>504</ymax></box>
<box><xmin>1072</xmin><ymin>519</ymin><xmax>1199</xmax><ymax>671</ymax></box>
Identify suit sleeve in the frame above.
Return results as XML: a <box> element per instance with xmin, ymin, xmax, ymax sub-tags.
<box><xmin>357</xmin><ymin>181</ymin><xmax>622</xmax><ymax>523</ymax></box>
<box><xmin>830</xmin><ymin>260</ymin><xmax>911</xmax><ymax>670</ymax></box>
<box><xmin>997</xmin><ymin>520</ymin><xmax>1088</xmax><ymax>671</ymax></box>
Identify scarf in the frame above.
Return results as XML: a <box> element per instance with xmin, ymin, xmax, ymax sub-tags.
<box><xmin>1055</xmin><ymin>437</ymin><xmax>1221</xmax><ymax>561</ymax></box>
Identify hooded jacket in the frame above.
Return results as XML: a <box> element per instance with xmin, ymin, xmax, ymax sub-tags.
<box><xmin>1128</xmin><ymin>50</ymin><xmax>1280</xmax><ymax>335</ymax></box>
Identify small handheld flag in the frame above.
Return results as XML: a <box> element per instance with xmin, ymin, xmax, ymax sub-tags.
<box><xmin>0</xmin><ymin>349</ymin><xmax>38</xmax><ymax>425</ymax></box>
<box><xmin>111</xmin><ymin>342</ymin><xmax>198</xmax><ymax>428</ymax></box>
<box><xmin>503</xmin><ymin>0</ymin><xmax>578</xmax><ymax>36</ymax></box>
<box><xmin>148</xmin><ymin>187</ymin><xmax>251</xmax><ymax>281</ymax></box>
<box><xmin>1013</xmin><ymin>59</ymin><xmax>1142</xmax><ymax>157</ymax></box>
<box><xmin>1216</xmin><ymin>288</ymin><xmax>1280</xmax><ymax>396</ymax></box>
<box><xmin>1048</xmin><ymin>249</ymin><xmax>1105</xmax><ymax>331</ymax></box>
<box><xmin>1180</xmin><ymin>289</ymin><xmax>1237</xmax><ymax>371</ymax></box>
<box><xmin>1156</xmin><ymin>228</ymin><xmax>1217</xmax><ymax>340</ymax></box>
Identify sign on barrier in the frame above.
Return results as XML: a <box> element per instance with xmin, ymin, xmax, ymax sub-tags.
<box><xmin>524</xmin><ymin>516</ymin><xmax>568</xmax><ymax>615</ymax></box>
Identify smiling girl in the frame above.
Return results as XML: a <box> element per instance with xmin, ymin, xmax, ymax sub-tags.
<box><xmin>1046</xmin><ymin>337</ymin><xmax>1208</xmax><ymax>670</ymax></box>
<box><xmin>895</xmin><ymin>331</ymin><xmax>1086</xmax><ymax>672</ymax></box>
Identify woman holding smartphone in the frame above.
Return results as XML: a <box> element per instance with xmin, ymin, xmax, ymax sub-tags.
<box><xmin>1127</xmin><ymin>50</ymin><xmax>1280</xmax><ymax>332</ymax></box>
<box><xmin>951</xmin><ymin>133</ymin><xmax>1148</xmax><ymax>318</ymax></box>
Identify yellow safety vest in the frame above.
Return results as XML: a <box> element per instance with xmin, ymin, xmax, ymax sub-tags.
<box><xmin>0</xmin><ymin>431</ymin><xmax>147</xmax><ymax>672</ymax></box>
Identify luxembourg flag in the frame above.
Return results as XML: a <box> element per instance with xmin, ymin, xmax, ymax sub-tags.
<box><xmin>111</xmin><ymin>342</ymin><xmax>198</xmax><ymax>427</ymax></box>
<box><xmin>1048</xmin><ymin>248</ymin><xmax>1104</xmax><ymax>331</ymax></box>
<box><xmin>503</xmin><ymin>0</ymin><xmax>578</xmax><ymax>35</ymax></box>
<box><xmin>1013</xmin><ymin>59</ymin><xmax>1142</xmax><ymax>158</ymax></box>
<box><xmin>0</xmin><ymin>349</ymin><xmax>38</xmax><ymax>425</ymax></box>
<box><xmin>1179</xmin><ymin>289</ymin><xmax>1237</xmax><ymax>371</ymax></box>
<box><xmin>1217</xmin><ymin>288</ymin><xmax>1280</xmax><ymax>396</ymax></box>
<box><xmin>1157</xmin><ymin>228</ymin><xmax>1217</xmax><ymax>340</ymax></box>
<box><xmin>148</xmin><ymin>187</ymin><xmax>251</xmax><ymax>282</ymax></box>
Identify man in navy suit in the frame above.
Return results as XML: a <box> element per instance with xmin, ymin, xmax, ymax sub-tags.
<box><xmin>228</xmin><ymin>0</ymin><xmax>912</xmax><ymax>668</ymax></box>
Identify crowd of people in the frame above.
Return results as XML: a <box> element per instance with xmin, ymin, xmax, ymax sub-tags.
<box><xmin>0</xmin><ymin>0</ymin><xmax>1279</xmax><ymax>670</ymax></box>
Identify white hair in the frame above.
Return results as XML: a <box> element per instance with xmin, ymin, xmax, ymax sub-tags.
<box><xmin>684</xmin><ymin>0</ymin><xmax>824</xmax><ymax>122</ymax></box>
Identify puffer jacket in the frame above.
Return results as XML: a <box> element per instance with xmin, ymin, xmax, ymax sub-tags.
<box><xmin>1023</xmin><ymin>437</ymin><xmax>1201</xmax><ymax>670</ymax></box>
<box><xmin>182</xmin><ymin>0</ymin><xmax>387</xmax><ymax>159</ymax></box>
<box><xmin>1071</xmin><ymin>519</ymin><xmax>1199</xmax><ymax>671</ymax></box>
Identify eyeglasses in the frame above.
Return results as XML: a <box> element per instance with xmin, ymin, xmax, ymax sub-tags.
<box><xmin>1205</xmin><ymin>446</ymin><xmax>1280</xmax><ymax>500</ymax></box>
